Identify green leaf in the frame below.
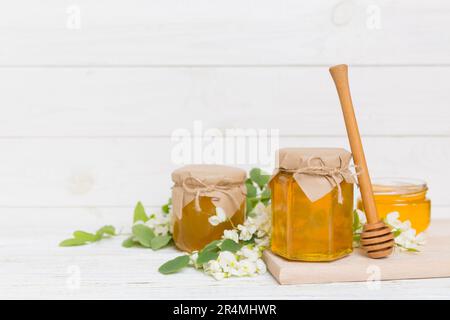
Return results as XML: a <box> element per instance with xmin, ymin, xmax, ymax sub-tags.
<box><xmin>396</xmin><ymin>243</ymin><xmax>420</xmax><ymax>253</ymax></box>
<box><xmin>201</xmin><ymin>240</ymin><xmax>221</xmax><ymax>253</ymax></box>
<box><xmin>393</xmin><ymin>229</ymin><xmax>402</xmax><ymax>237</ymax></box>
<box><xmin>241</xmin><ymin>238</ymin><xmax>256</xmax><ymax>246</ymax></box>
<box><xmin>159</xmin><ymin>255</ymin><xmax>190</xmax><ymax>274</ymax></box>
<box><xmin>95</xmin><ymin>225</ymin><xmax>116</xmax><ymax>238</ymax></box>
<box><xmin>250</xmin><ymin>168</ymin><xmax>270</xmax><ymax>190</ymax></box>
<box><xmin>246</xmin><ymin>197</ymin><xmax>260</xmax><ymax>215</ymax></box>
<box><xmin>132</xmin><ymin>224</ymin><xmax>155</xmax><ymax>247</ymax></box>
<box><xmin>245</xmin><ymin>179</ymin><xmax>257</xmax><ymax>198</ymax></box>
<box><xmin>197</xmin><ymin>250</ymin><xmax>219</xmax><ymax>265</ymax></box>
<box><xmin>59</xmin><ymin>238</ymin><xmax>88</xmax><ymax>247</ymax></box>
<box><xmin>261</xmin><ymin>187</ymin><xmax>271</xmax><ymax>199</ymax></box>
<box><xmin>260</xmin><ymin>187</ymin><xmax>271</xmax><ymax>205</ymax></box>
<box><xmin>122</xmin><ymin>236</ymin><xmax>137</xmax><ymax>248</ymax></box>
<box><xmin>220</xmin><ymin>239</ymin><xmax>241</xmax><ymax>253</ymax></box>
<box><xmin>133</xmin><ymin>201</ymin><xmax>148</xmax><ymax>223</ymax></box>
<box><xmin>151</xmin><ymin>235</ymin><xmax>172</xmax><ymax>250</ymax></box>
<box><xmin>352</xmin><ymin>210</ymin><xmax>360</xmax><ymax>231</ymax></box>
<box><xmin>162</xmin><ymin>198</ymin><xmax>172</xmax><ymax>214</ymax></box>
<box><xmin>246</xmin><ymin>198</ymin><xmax>255</xmax><ymax>214</ymax></box>
<box><xmin>73</xmin><ymin>231</ymin><xmax>97</xmax><ymax>242</ymax></box>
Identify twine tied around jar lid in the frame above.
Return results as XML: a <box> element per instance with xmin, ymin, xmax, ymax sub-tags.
<box><xmin>181</xmin><ymin>176</ymin><xmax>243</xmax><ymax>213</ymax></box>
<box><xmin>271</xmin><ymin>148</ymin><xmax>358</xmax><ymax>204</ymax></box>
<box><xmin>293</xmin><ymin>158</ymin><xmax>357</xmax><ymax>203</ymax></box>
<box><xmin>171</xmin><ymin>165</ymin><xmax>247</xmax><ymax>220</ymax></box>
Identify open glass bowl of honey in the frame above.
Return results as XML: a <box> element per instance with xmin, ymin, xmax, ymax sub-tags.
<box><xmin>357</xmin><ymin>178</ymin><xmax>431</xmax><ymax>233</ymax></box>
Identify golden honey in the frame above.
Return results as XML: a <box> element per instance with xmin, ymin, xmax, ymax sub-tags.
<box><xmin>173</xmin><ymin>197</ymin><xmax>245</xmax><ymax>252</ymax></box>
<box><xmin>171</xmin><ymin>164</ymin><xmax>247</xmax><ymax>253</ymax></box>
<box><xmin>271</xmin><ymin>170</ymin><xmax>354</xmax><ymax>261</ymax></box>
<box><xmin>357</xmin><ymin>178</ymin><xmax>430</xmax><ymax>233</ymax></box>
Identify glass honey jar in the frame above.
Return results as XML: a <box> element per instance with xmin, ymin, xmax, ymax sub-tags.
<box><xmin>270</xmin><ymin>148</ymin><xmax>355</xmax><ymax>261</ymax></box>
<box><xmin>171</xmin><ymin>164</ymin><xmax>246</xmax><ymax>252</ymax></box>
<box><xmin>357</xmin><ymin>178</ymin><xmax>431</xmax><ymax>234</ymax></box>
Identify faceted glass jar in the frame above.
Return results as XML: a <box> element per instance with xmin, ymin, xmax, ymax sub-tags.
<box><xmin>357</xmin><ymin>178</ymin><xmax>431</xmax><ymax>233</ymax></box>
<box><xmin>271</xmin><ymin>170</ymin><xmax>354</xmax><ymax>261</ymax></box>
<box><xmin>173</xmin><ymin>197</ymin><xmax>245</xmax><ymax>252</ymax></box>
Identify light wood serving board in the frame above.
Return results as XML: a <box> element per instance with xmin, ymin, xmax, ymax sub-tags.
<box><xmin>263</xmin><ymin>220</ymin><xmax>450</xmax><ymax>285</ymax></box>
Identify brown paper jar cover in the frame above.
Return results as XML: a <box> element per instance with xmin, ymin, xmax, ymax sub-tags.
<box><xmin>171</xmin><ymin>164</ymin><xmax>247</xmax><ymax>220</ymax></box>
<box><xmin>272</xmin><ymin>148</ymin><xmax>356</xmax><ymax>202</ymax></box>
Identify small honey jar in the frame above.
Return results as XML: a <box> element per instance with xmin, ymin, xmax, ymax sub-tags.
<box><xmin>357</xmin><ymin>178</ymin><xmax>431</xmax><ymax>233</ymax></box>
<box><xmin>171</xmin><ymin>164</ymin><xmax>246</xmax><ymax>252</ymax></box>
<box><xmin>270</xmin><ymin>148</ymin><xmax>356</xmax><ymax>261</ymax></box>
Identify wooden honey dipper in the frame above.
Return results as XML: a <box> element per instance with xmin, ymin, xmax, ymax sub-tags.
<box><xmin>329</xmin><ymin>64</ymin><xmax>394</xmax><ymax>259</ymax></box>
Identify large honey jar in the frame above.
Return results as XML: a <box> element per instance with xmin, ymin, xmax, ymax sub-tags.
<box><xmin>357</xmin><ymin>178</ymin><xmax>431</xmax><ymax>233</ymax></box>
<box><xmin>171</xmin><ymin>165</ymin><xmax>246</xmax><ymax>252</ymax></box>
<box><xmin>270</xmin><ymin>148</ymin><xmax>355</xmax><ymax>261</ymax></box>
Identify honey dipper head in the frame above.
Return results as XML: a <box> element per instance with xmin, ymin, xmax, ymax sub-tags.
<box><xmin>360</xmin><ymin>221</ymin><xmax>395</xmax><ymax>258</ymax></box>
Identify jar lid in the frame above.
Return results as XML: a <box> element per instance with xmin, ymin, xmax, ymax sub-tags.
<box><xmin>272</xmin><ymin>148</ymin><xmax>356</xmax><ymax>203</ymax></box>
<box><xmin>172</xmin><ymin>164</ymin><xmax>246</xmax><ymax>186</ymax></box>
<box><xmin>171</xmin><ymin>165</ymin><xmax>247</xmax><ymax>221</ymax></box>
<box><xmin>372</xmin><ymin>178</ymin><xmax>428</xmax><ymax>195</ymax></box>
<box><xmin>276</xmin><ymin>148</ymin><xmax>352</xmax><ymax>170</ymax></box>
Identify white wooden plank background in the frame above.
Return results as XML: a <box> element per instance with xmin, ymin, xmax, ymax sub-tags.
<box><xmin>1</xmin><ymin>0</ymin><xmax>450</xmax><ymax>65</ymax></box>
<box><xmin>1</xmin><ymin>0</ymin><xmax>450</xmax><ymax>298</ymax></box>
<box><xmin>0</xmin><ymin>67</ymin><xmax>449</xmax><ymax>137</ymax></box>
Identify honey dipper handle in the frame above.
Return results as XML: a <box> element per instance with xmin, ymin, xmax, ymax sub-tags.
<box><xmin>329</xmin><ymin>64</ymin><xmax>379</xmax><ymax>224</ymax></box>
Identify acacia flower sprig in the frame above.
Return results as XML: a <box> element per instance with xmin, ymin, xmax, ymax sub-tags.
<box><xmin>159</xmin><ymin>202</ymin><xmax>271</xmax><ymax>279</ymax></box>
<box><xmin>352</xmin><ymin>209</ymin><xmax>426</xmax><ymax>252</ymax></box>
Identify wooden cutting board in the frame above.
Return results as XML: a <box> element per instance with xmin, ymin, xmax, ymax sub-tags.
<box><xmin>263</xmin><ymin>220</ymin><xmax>450</xmax><ymax>285</ymax></box>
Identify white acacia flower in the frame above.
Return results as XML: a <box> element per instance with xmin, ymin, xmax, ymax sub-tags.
<box><xmin>204</xmin><ymin>260</ymin><xmax>222</xmax><ymax>273</ymax></box>
<box><xmin>217</xmin><ymin>251</ymin><xmax>238</xmax><ymax>272</ymax></box>
<box><xmin>143</xmin><ymin>211</ymin><xmax>171</xmax><ymax>236</ymax></box>
<box><xmin>256</xmin><ymin>229</ymin><xmax>266</xmax><ymax>238</ymax></box>
<box><xmin>189</xmin><ymin>252</ymin><xmax>199</xmax><ymax>267</ymax></box>
<box><xmin>237</xmin><ymin>259</ymin><xmax>257</xmax><ymax>276</ymax></box>
<box><xmin>384</xmin><ymin>211</ymin><xmax>426</xmax><ymax>251</ymax></box>
<box><xmin>237</xmin><ymin>225</ymin><xmax>253</xmax><ymax>241</ymax></box>
<box><xmin>252</xmin><ymin>202</ymin><xmax>267</xmax><ymax>217</ymax></box>
<box><xmin>415</xmin><ymin>232</ymin><xmax>427</xmax><ymax>246</ymax></box>
<box><xmin>208</xmin><ymin>208</ymin><xmax>227</xmax><ymax>226</ymax></box>
<box><xmin>154</xmin><ymin>225</ymin><xmax>169</xmax><ymax>236</ymax></box>
<box><xmin>255</xmin><ymin>259</ymin><xmax>267</xmax><ymax>274</ymax></box>
<box><xmin>386</xmin><ymin>212</ymin><xmax>403</xmax><ymax>229</ymax></box>
<box><xmin>223</xmin><ymin>229</ymin><xmax>239</xmax><ymax>243</ymax></box>
<box><xmin>395</xmin><ymin>228</ymin><xmax>421</xmax><ymax>251</ymax></box>
<box><xmin>237</xmin><ymin>245</ymin><xmax>260</xmax><ymax>262</ymax></box>
<box><xmin>204</xmin><ymin>259</ymin><xmax>227</xmax><ymax>280</ymax></box>
<box><xmin>356</xmin><ymin>209</ymin><xmax>367</xmax><ymax>225</ymax></box>
<box><xmin>243</xmin><ymin>218</ymin><xmax>258</xmax><ymax>232</ymax></box>
<box><xmin>254</xmin><ymin>236</ymin><xmax>269</xmax><ymax>248</ymax></box>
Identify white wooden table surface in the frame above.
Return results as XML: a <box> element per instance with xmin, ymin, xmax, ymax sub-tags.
<box><xmin>1</xmin><ymin>208</ymin><xmax>449</xmax><ymax>300</ymax></box>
